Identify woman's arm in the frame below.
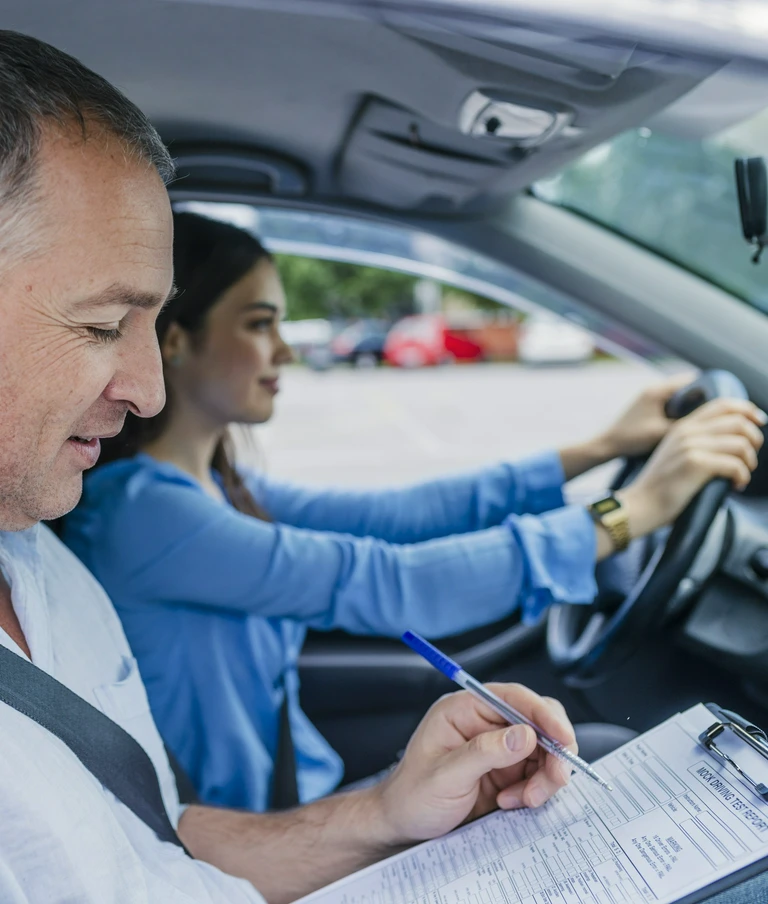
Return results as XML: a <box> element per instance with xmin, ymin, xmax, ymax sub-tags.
<box><xmin>100</xmin><ymin>474</ymin><xmax>599</xmax><ymax>634</ymax></box>
<box><xmin>249</xmin><ymin>376</ymin><xmax>700</xmax><ymax>542</ymax></box>
<box><xmin>248</xmin><ymin>452</ymin><xmax>566</xmax><ymax>544</ymax></box>
<box><xmin>76</xmin><ymin>394</ymin><xmax>763</xmax><ymax>636</ymax></box>
<box><xmin>70</xmin><ymin>393</ymin><xmax>763</xmax><ymax>638</ymax></box>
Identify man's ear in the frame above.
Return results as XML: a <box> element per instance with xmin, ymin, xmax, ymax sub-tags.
<box><xmin>161</xmin><ymin>322</ymin><xmax>190</xmax><ymax>368</ymax></box>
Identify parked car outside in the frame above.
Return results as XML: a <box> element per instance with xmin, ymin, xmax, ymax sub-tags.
<box><xmin>279</xmin><ymin>318</ymin><xmax>334</xmax><ymax>370</ymax></box>
<box><xmin>384</xmin><ymin>314</ymin><xmax>456</xmax><ymax>367</ymax></box>
<box><xmin>329</xmin><ymin>318</ymin><xmax>391</xmax><ymax>367</ymax></box>
<box><xmin>384</xmin><ymin>312</ymin><xmax>519</xmax><ymax>367</ymax></box>
<box><xmin>517</xmin><ymin>313</ymin><xmax>594</xmax><ymax>365</ymax></box>
<box><xmin>445</xmin><ymin>311</ymin><xmax>520</xmax><ymax>362</ymax></box>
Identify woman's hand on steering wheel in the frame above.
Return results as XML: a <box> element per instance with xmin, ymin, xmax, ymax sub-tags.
<box><xmin>550</xmin><ymin>371</ymin><xmax>767</xmax><ymax>685</ymax></box>
<box><xmin>598</xmin><ymin>372</ymin><xmax>696</xmax><ymax>459</ymax></box>
<box><xmin>615</xmin><ymin>397</ymin><xmax>766</xmax><ymax>544</ymax></box>
<box><xmin>560</xmin><ymin>373</ymin><xmax>698</xmax><ymax>481</ymax></box>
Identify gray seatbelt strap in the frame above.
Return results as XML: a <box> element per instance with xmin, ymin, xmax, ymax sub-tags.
<box><xmin>0</xmin><ymin>643</ymin><xmax>188</xmax><ymax>851</ymax></box>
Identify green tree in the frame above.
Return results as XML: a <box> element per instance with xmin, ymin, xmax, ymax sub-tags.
<box><xmin>275</xmin><ymin>255</ymin><xmax>417</xmax><ymax>320</ymax></box>
<box><xmin>275</xmin><ymin>254</ymin><xmax>506</xmax><ymax>321</ymax></box>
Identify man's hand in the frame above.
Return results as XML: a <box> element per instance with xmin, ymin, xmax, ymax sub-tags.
<box><xmin>376</xmin><ymin>684</ymin><xmax>576</xmax><ymax>844</ymax></box>
<box><xmin>180</xmin><ymin>683</ymin><xmax>576</xmax><ymax>904</ymax></box>
<box><xmin>618</xmin><ymin>397</ymin><xmax>766</xmax><ymax>537</ymax></box>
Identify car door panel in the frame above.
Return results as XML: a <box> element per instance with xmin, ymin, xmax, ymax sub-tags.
<box><xmin>298</xmin><ymin>615</ymin><xmax>544</xmax><ymax>779</ymax></box>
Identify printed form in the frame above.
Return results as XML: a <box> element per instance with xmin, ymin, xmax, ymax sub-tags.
<box><xmin>298</xmin><ymin>705</ymin><xmax>768</xmax><ymax>904</ymax></box>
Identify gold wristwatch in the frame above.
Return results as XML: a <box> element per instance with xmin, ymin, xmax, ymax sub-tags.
<box><xmin>588</xmin><ymin>494</ymin><xmax>630</xmax><ymax>553</ymax></box>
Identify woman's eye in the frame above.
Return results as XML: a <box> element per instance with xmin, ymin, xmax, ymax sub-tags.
<box><xmin>246</xmin><ymin>319</ymin><xmax>274</xmax><ymax>332</ymax></box>
<box><xmin>86</xmin><ymin>325</ymin><xmax>124</xmax><ymax>343</ymax></box>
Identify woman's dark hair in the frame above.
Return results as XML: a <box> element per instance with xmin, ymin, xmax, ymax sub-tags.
<box><xmin>99</xmin><ymin>211</ymin><xmax>273</xmax><ymax>519</ymax></box>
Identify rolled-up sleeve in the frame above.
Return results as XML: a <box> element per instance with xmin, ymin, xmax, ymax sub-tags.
<box><xmin>505</xmin><ymin>505</ymin><xmax>597</xmax><ymax>624</ymax></box>
<box><xmin>248</xmin><ymin>450</ymin><xmax>567</xmax><ymax>544</ymax></box>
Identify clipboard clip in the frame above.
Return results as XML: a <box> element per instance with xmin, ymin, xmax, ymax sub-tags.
<box><xmin>699</xmin><ymin>703</ymin><xmax>768</xmax><ymax>803</ymax></box>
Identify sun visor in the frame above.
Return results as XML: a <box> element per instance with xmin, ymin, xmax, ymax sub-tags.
<box><xmin>337</xmin><ymin>23</ymin><xmax>720</xmax><ymax>213</ymax></box>
<box><xmin>338</xmin><ymin>99</ymin><xmax>522</xmax><ymax>211</ymax></box>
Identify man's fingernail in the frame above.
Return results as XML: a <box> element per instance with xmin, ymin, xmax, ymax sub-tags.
<box><xmin>758</xmin><ymin>410</ymin><xmax>768</xmax><ymax>426</ymax></box>
<box><xmin>505</xmin><ymin>726</ymin><xmax>528</xmax><ymax>752</ymax></box>
<box><xmin>499</xmin><ymin>792</ymin><xmax>523</xmax><ymax>810</ymax></box>
<box><xmin>528</xmin><ymin>787</ymin><xmax>547</xmax><ymax>808</ymax></box>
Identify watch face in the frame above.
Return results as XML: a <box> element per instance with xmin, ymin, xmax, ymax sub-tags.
<box><xmin>593</xmin><ymin>496</ymin><xmax>621</xmax><ymax>515</ymax></box>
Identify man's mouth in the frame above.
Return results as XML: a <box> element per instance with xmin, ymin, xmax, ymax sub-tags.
<box><xmin>68</xmin><ymin>428</ymin><xmax>121</xmax><ymax>445</ymax></box>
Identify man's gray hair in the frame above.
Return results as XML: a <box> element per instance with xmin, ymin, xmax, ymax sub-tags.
<box><xmin>0</xmin><ymin>30</ymin><xmax>174</xmax><ymax>253</ymax></box>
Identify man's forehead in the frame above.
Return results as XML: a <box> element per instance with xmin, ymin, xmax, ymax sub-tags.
<box><xmin>37</xmin><ymin>130</ymin><xmax>172</xmax><ymax>239</ymax></box>
<box><xmin>21</xmin><ymin>134</ymin><xmax>176</xmax><ymax>298</ymax></box>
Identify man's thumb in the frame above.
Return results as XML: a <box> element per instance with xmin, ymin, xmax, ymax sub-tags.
<box><xmin>444</xmin><ymin>724</ymin><xmax>537</xmax><ymax>786</ymax></box>
<box><xmin>504</xmin><ymin>724</ymin><xmax>536</xmax><ymax>756</ymax></box>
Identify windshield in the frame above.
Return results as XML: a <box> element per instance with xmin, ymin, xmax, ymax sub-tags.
<box><xmin>534</xmin><ymin>107</ymin><xmax>768</xmax><ymax>313</ymax></box>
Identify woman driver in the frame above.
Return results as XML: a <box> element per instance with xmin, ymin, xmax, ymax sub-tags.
<box><xmin>63</xmin><ymin>211</ymin><xmax>765</xmax><ymax>812</ymax></box>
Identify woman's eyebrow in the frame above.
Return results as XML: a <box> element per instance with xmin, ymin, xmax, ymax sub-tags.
<box><xmin>240</xmin><ymin>301</ymin><xmax>278</xmax><ymax>314</ymax></box>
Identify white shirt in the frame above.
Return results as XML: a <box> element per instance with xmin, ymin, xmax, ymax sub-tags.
<box><xmin>0</xmin><ymin>524</ymin><xmax>263</xmax><ymax>903</ymax></box>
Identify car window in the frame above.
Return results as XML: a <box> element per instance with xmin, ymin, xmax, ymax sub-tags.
<box><xmin>533</xmin><ymin>106</ymin><xmax>768</xmax><ymax>313</ymax></box>
<box><xmin>177</xmin><ymin>200</ymin><xmax>663</xmax><ymax>362</ymax></box>
<box><xmin>176</xmin><ymin>202</ymin><xmax>673</xmax><ymax>500</ymax></box>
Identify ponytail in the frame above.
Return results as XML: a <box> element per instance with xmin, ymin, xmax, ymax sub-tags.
<box><xmin>211</xmin><ymin>433</ymin><xmax>271</xmax><ymax>521</ymax></box>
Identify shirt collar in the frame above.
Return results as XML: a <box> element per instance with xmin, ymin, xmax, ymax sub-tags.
<box><xmin>0</xmin><ymin>525</ymin><xmax>54</xmax><ymax>673</ymax></box>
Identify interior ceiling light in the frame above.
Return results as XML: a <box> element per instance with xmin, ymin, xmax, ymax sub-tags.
<box><xmin>459</xmin><ymin>90</ymin><xmax>574</xmax><ymax>146</ymax></box>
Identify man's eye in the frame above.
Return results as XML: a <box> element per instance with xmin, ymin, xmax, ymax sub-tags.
<box><xmin>86</xmin><ymin>325</ymin><xmax>124</xmax><ymax>343</ymax></box>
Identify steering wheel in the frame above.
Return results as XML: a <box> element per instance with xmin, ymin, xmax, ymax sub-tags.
<box><xmin>547</xmin><ymin>369</ymin><xmax>749</xmax><ymax>687</ymax></box>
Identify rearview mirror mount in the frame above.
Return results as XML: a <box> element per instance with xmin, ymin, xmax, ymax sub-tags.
<box><xmin>735</xmin><ymin>157</ymin><xmax>767</xmax><ymax>264</ymax></box>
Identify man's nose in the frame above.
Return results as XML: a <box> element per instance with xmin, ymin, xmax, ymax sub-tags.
<box><xmin>105</xmin><ymin>332</ymin><xmax>166</xmax><ymax>418</ymax></box>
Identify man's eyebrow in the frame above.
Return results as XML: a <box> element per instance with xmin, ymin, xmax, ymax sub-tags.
<box><xmin>159</xmin><ymin>282</ymin><xmax>179</xmax><ymax>314</ymax></box>
<box><xmin>74</xmin><ymin>283</ymin><xmax>178</xmax><ymax>312</ymax></box>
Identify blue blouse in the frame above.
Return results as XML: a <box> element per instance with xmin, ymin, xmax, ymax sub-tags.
<box><xmin>63</xmin><ymin>451</ymin><xmax>597</xmax><ymax>812</ymax></box>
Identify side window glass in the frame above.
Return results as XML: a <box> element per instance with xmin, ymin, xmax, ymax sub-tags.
<box><xmin>261</xmin><ymin>258</ymin><xmax>661</xmax><ymax>494</ymax></box>
<box><xmin>180</xmin><ymin>201</ymin><xmax>674</xmax><ymax>492</ymax></box>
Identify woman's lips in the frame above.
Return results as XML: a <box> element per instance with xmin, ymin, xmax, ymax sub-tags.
<box><xmin>259</xmin><ymin>378</ymin><xmax>280</xmax><ymax>395</ymax></box>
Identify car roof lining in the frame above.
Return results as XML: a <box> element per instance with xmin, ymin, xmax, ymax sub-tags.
<box><xmin>8</xmin><ymin>0</ymin><xmax>768</xmax><ymax>396</ymax></box>
<box><xmin>4</xmin><ymin>0</ymin><xmax>752</xmax><ymax>215</ymax></box>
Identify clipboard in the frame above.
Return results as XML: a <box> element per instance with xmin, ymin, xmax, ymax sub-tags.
<box><xmin>676</xmin><ymin>702</ymin><xmax>768</xmax><ymax>903</ymax></box>
<box><xmin>297</xmin><ymin>701</ymin><xmax>768</xmax><ymax>904</ymax></box>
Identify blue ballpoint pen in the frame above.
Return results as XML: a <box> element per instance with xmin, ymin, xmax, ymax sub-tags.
<box><xmin>402</xmin><ymin>631</ymin><xmax>613</xmax><ymax>792</ymax></box>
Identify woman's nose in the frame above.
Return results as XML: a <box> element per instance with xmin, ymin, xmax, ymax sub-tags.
<box><xmin>274</xmin><ymin>334</ymin><xmax>294</xmax><ymax>366</ymax></box>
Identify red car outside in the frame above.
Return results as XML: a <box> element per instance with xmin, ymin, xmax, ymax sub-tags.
<box><xmin>383</xmin><ymin>313</ymin><xmax>517</xmax><ymax>367</ymax></box>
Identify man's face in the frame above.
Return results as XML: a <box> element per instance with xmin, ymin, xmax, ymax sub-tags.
<box><xmin>0</xmin><ymin>130</ymin><xmax>173</xmax><ymax>530</ymax></box>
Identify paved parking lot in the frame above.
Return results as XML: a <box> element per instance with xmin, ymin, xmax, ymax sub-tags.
<box><xmin>256</xmin><ymin>360</ymin><xmax>665</xmax><ymax>498</ymax></box>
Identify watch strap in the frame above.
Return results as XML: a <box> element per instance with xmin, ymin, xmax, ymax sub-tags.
<box><xmin>588</xmin><ymin>495</ymin><xmax>630</xmax><ymax>553</ymax></box>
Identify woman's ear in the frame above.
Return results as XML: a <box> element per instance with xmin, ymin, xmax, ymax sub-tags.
<box><xmin>161</xmin><ymin>322</ymin><xmax>190</xmax><ymax>368</ymax></box>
